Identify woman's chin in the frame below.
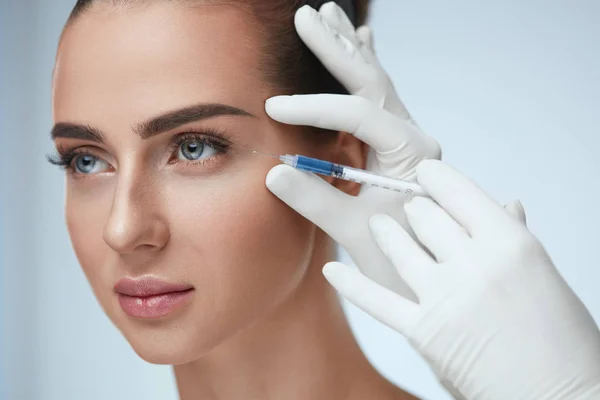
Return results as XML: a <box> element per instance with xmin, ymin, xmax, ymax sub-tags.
<box><xmin>122</xmin><ymin>329</ymin><xmax>215</xmax><ymax>365</ymax></box>
<box><xmin>129</xmin><ymin>339</ymin><xmax>203</xmax><ymax>365</ymax></box>
<box><xmin>135</xmin><ymin>351</ymin><xmax>179</xmax><ymax>365</ymax></box>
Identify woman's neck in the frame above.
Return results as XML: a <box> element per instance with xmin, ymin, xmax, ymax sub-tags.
<box><xmin>174</xmin><ymin>231</ymin><xmax>415</xmax><ymax>400</ymax></box>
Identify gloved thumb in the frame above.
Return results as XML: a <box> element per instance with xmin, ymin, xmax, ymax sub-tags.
<box><xmin>503</xmin><ymin>199</ymin><xmax>527</xmax><ymax>225</ymax></box>
<box><xmin>265</xmin><ymin>164</ymin><xmax>355</xmax><ymax>236</ymax></box>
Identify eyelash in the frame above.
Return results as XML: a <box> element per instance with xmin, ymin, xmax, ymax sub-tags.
<box><xmin>47</xmin><ymin>129</ymin><xmax>232</xmax><ymax>174</ymax></box>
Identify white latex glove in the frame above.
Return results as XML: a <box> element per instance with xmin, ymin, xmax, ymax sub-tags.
<box><xmin>265</xmin><ymin>3</ymin><xmax>441</xmax><ymax>300</ymax></box>
<box><xmin>323</xmin><ymin>159</ymin><xmax>600</xmax><ymax>400</ymax></box>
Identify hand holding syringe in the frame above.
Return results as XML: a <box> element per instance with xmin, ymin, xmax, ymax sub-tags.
<box><xmin>253</xmin><ymin>151</ymin><xmax>429</xmax><ymax>198</ymax></box>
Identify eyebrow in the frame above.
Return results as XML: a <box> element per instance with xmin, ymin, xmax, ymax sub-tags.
<box><xmin>50</xmin><ymin>103</ymin><xmax>255</xmax><ymax>142</ymax></box>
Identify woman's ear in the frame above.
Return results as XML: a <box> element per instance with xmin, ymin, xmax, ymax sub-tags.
<box><xmin>329</xmin><ymin>131</ymin><xmax>369</xmax><ymax>196</ymax></box>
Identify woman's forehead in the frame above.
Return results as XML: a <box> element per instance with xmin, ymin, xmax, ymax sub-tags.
<box><xmin>53</xmin><ymin>2</ymin><xmax>266</xmax><ymax>122</ymax></box>
<box><xmin>57</xmin><ymin>3</ymin><xmax>261</xmax><ymax>79</ymax></box>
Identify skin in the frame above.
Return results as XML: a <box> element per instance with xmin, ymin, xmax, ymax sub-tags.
<box><xmin>51</xmin><ymin>2</ymin><xmax>418</xmax><ymax>399</ymax></box>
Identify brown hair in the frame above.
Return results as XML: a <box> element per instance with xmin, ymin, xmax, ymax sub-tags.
<box><xmin>66</xmin><ymin>0</ymin><xmax>371</xmax><ymax>96</ymax></box>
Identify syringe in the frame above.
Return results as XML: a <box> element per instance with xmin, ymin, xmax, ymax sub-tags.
<box><xmin>253</xmin><ymin>151</ymin><xmax>428</xmax><ymax>197</ymax></box>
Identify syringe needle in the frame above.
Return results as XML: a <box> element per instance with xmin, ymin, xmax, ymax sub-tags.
<box><xmin>252</xmin><ymin>150</ymin><xmax>280</xmax><ymax>159</ymax></box>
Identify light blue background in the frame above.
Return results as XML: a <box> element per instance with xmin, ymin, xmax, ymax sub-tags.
<box><xmin>1</xmin><ymin>1</ymin><xmax>599</xmax><ymax>399</ymax></box>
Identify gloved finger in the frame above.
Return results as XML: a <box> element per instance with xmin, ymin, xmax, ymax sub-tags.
<box><xmin>403</xmin><ymin>197</ymin><xmax>471</xmax><ymax>263</ymax></box>
<box><xmin>266</xmin><ymin>94</ymin><xmax>411</xmax><ymax>153</ymax></box>
<box><xmin>318</xmin><ymin>2</ymin><xmax>359</xmax><ymax>45</ymax></box>
<box><xmin>356</xmin><ymin>25</ymin><xmax>374</xmax><ymax>52</ymax></box>
<box><xmin>294</xmin><ymin>5</ymin><xmax>373</xmax><ymax>94</ymax></box>
<box><xmin>415</xmin><ymin>160</ymin><xmax>514</xmax><ymax>237</ymax></box>
<box><xmin>322</xmin><ymin>262</ymin><xmax>419</xmax><ymax>336</ymax></box>
<box><xmin>503</xmin><ymin>199</ymin><xmax>527</xmax><ymax>225</ymax></box>
<box><xmin>266</xmin><ymin>164</ymin><xmax>355</xmax><ymax>238</ymax></box>
<box><xmin>369</xmin><ymin>214</ymin><xmax>434</xmax><ymax>296</ymax></box>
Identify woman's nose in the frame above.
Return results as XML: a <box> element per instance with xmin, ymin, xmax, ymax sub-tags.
<box><xmin>103</xmin><ymin>175</ymin><xmax>170</xmax><ymax>255</ymax></box>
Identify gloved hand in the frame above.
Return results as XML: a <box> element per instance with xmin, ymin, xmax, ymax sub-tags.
<box><xmin>323</xmin><ymin>159</ymin><xmax>600</xmax><ymax>400</ymax></box>
<box><xmin>265</xmin><ymin>2</ymin><xmax>442</xmax><ymax>300</ymax></box>
<box><xmin>265</xmin><ymin>3</ymin><xmax>521</xmax><ymax>299</ymax></box>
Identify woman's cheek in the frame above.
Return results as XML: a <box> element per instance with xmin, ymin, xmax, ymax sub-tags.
<box><xmin>65</xmin><ymin>186</ymin><xmax>118</xmax><ymax>311</ymax></box>
<box><xmin>168</xmin><ymin>172</ymin><xmax>315</xmax><ymax>314</ymax></box>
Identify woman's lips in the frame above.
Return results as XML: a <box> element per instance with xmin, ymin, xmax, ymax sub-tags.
<box><xmin>114</xmin><ymin>277</ymin><xmax>194</xmax><ymax>319</ymax></box>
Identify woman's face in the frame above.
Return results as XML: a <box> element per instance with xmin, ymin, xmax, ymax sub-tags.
<box><xmin>52</xmin><ymin>3</ymin><xmax>329</xmax><ymax>364</ymax></box>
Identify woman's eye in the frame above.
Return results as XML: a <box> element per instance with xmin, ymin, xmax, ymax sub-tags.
<box><xmin>177</xmin><ymin>139</ymin><xmax>217</xmax><ymax>161</ymax></box>
<box><xmin>73</xmin><ymin>154</ymin><xmax>109</xmax><ymax>174</ymax></box>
